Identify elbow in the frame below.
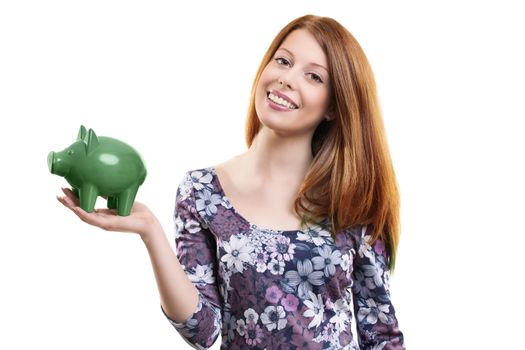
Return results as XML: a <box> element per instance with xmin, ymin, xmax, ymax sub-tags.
<box><xmin>165</xmin><ymin>295</ymin><xmax>222</xmax><ymax>349</ymax></box>
<box><xmin>358</xmin><ymin>323</ymin><xmax>405</xmax><ymax>350</ymax></box>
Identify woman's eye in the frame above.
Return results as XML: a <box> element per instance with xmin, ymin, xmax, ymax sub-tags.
<box><xmin>275</xmin><ymin>57</ymin><xmax>291</xmax><ymax>66</ymax></box>
<box><xmin>308</xmin><ymin>73</ymin><xmax>323</xmax><ymax>83</ymax></box>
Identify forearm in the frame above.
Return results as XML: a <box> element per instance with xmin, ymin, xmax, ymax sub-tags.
<box><xmin>141</xmin><ymin>223</ymin><xmax>199</xmax><ymax>323</ymax></box>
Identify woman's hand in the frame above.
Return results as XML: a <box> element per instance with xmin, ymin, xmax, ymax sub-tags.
<box><xmin>56</xmin><ymin>187</ymin><xmax>161</xmax><ymax>238</ymax></box>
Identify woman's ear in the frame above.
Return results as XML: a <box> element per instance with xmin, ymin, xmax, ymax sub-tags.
<box><xmin>324</xmin><ymin>105</ymin><xmax>335</xmax><ymax>121</ymax></box>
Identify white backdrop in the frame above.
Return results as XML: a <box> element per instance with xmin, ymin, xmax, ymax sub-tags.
<box><xmin>1</xmin><ymin>1</ymin><xmax>523</xmax><ymax>349</ymax></box>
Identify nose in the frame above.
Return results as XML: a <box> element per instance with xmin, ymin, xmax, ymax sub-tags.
<box><xmin>279</xmin><ymin>79</ymin><xmax>291</xmax><ymax>89</ymax></box>
<box><xmin>278</xmin><ymin>69</ymin><xmax>297</xmax><ymax>90</ymax></box>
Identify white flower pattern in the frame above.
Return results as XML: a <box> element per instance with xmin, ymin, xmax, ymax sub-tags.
<box><xmin>221</xmin><ymin>234</ymin><xmax>255</xmax><ymax>274</ymax></box>
<box><xmin>303</xmin><ymin>290</ymin><xmax>325</xmax><ymax>329</ymax></box>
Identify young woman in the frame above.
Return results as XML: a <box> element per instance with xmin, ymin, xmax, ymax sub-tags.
<box><xmin>57</xmin><ymin>14</ymin><xmax>405</xmax><ymax>350</ymax></box>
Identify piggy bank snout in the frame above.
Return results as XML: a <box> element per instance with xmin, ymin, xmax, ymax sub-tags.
<box><xmin>47</xmin><ymin>151</ymin><xmax>55</xmax><ymax>174</ymax></box>
<box><xmin>48</xmin><ymin>151</ymin><xmax>68</xmax><ymax>176</ymax></box>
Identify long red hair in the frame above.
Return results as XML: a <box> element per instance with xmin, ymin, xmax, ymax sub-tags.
<box><xmin>245</xmin><ymin>15</ymin><xmax>401</xmax><ymax>271</ymax></box>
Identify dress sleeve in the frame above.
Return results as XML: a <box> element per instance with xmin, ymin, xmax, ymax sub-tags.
<box><xmin>161</xmin><ymin>172</ymin><xmax>222</xmax><ymax>349</ymax></box>
<box><xmin>351</xmin><ymin>225</ymin><xmax>405</xmax><ymax>350</ymax></box>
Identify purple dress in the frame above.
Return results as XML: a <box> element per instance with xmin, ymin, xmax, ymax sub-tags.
<box><xmin>161</xmin><ymin>167</ymin><xmax>404</xmax><ymax>349</ymax></box>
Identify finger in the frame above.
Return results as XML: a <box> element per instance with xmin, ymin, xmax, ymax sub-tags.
<box><xmin>60</xmin><ymin>193</ymin><xmax>79</xmax><ymax>210</ymax></box>
<box><xmin>56</xmin><ymin>195</ymin><xmax>78</xmax><ymax>214</ymax></box>
<box><xmin>73</xmin><ymin>207</ymin><xmax>120</xmax><ymax>231</ymax></box>
<box><xmin>93</xmin><ymin>208</ymin><xmax>117</xmax><ymax>215</ymax></box>
<box><xmin>72</xmin><ymin>206</ymin><xmax>101</xmax><ymax>226</ymax></box>
<box><xmin>62</xmin><ymin>188</ymin><xmax>78</xmax><ymax>202</ymax></box>
<box><xmin>61</xmin><ymin>187</ymin><xmax>74</xmax><ymax>196</ymax></box>
<box><xmin>62</xmin><ymin>188</ymin><xmax>80</xmax><ymax>205</ymax></box>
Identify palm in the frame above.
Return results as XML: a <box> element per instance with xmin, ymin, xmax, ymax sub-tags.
<box><xmin>56</xmin><ymin>187</ymin><xmax>159</xmax><ymax>236</ymax></box>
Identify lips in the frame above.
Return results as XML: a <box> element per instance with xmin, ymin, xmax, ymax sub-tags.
<box><xmin>267</xmin><ymin>90</ymin><xmax>299</xmax><ymax>109</ymax></box>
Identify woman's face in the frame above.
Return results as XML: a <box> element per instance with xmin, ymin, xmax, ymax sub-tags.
<box><xmin>255</xmin><ymin>29</ymin><xmax>331</xmax><ymax>137</ymax></box>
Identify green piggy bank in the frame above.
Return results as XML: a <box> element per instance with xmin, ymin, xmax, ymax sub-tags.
<box><xmin>48</xmin><ymin>125</ymin><xmax>147</xmax><ymax>216</ymax></box>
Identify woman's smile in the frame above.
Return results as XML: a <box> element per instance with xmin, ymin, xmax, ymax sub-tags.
<box><xmin>266</xmin><ymin>90</ymin><xmax>298</xmax><ymax>111</ymax></box>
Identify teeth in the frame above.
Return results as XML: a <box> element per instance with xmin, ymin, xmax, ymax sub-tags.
<box><xmin>268</xmin><ymin>93</ymin><xmax>297</xmax><ymax>109</ymax></box>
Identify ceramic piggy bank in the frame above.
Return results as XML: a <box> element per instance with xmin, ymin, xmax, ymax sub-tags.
<box><xmin>48</xmin><ymin>125</ymin><xmax>147</xmax><ymax>216</ymax></box>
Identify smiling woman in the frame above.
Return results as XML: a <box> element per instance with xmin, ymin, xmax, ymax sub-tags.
<box><xmin>159</xmin><ymin>14</ymin><xmax>405</xmax><ymax>350</ymax></box>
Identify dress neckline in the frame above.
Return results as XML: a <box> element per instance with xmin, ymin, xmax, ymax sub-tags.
<box><xmin>207</xmin><ymin>166</ymin><xmax>312</xmax><ymax>234</ymax></box>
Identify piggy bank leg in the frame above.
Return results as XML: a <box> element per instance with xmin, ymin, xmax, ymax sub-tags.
<box><xmin>116</xmin><ymin>185</ymin><xmax>139</xmax><ymax>216</ymax></box>
<box><xmin>107</xmin><ymin>196</ymin><xmax>117</xmax><ymax>210</ymax></box>
<box><xmin>72</xmin><ymin>188</ymin><xmax>80</xmax><ymax>199</ymax></box>
<box><xmin>79</xmin><ymin>184</ymin><xmax>99</xmax><ymax>213</ymax></box>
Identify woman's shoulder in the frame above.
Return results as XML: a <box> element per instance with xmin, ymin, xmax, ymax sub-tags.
<box><xmin>180</xmin><ymin>154</ymin><xmax>244</xmax><ymax>180</ymax></box>
<box><xmin>177</xmin><ymin>156</ymin><xmax>243</xmax><ymax>197</ymax></box>
<box><xmin>176</xmin><ymin>166</ymin><xmax>216</xmax><ymax>193</ymax></box>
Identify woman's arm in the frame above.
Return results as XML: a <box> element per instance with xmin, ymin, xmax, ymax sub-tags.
<box><xmin>154</xmin><ymin>171</ymin><xmax>223</xmax><ymax>349</ymax></box>
<box><xmin>352</xmin><ymin>226</ymin><xmax>405</xmax><ymax>350</ymax></box>
<box><xmin>141</xmin><ymin>223</ymin><xmax>200</xmax><ymax>323</ymax></box>
<box><xmin>56</xmin><ymin>176</ymin><xmax>222</xmax><ymax>348</ymax></box>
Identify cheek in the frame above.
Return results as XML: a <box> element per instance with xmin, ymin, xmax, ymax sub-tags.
<box><xmin>304</xmin><ymin>88</ymin><xmax>330</xmax><ymax>111</ymax></box>
<box><xmin>256</xmin><ymin>70</ymin><xmax>272</xmax><ymax>95</ymax></box>
<box><xmin>258</xmin><ymin>67</ymin><xmax>276</xmax><ymax>88</ymax></box>
<box><xmin>255</xmin><ymin>84</ymin><xmax>268</xmax><ymax>107</ymax></box>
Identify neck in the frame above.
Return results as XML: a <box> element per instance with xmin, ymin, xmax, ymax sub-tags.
<box><xmin>243</xmin><ymin>126</ymin><xmax>314</xmax><ymax>184</ymax></box>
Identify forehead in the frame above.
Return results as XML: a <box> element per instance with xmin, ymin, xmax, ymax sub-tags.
<box><xmin>277</xmin><ymin>29</ymin><xmax>328</xmax><ymax>68</ymax></box>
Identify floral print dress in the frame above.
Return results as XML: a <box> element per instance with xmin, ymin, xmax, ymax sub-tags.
<box><xmin>161</xmin><ymin>167</ymin><xmax>404</xmax><ymax>350</ymax></box>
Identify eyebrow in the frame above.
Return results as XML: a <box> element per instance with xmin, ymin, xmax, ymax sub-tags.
<box><xmin>277</xmin><ymin>47</ymin><xmax>328</xmax><ymax>72</ymax></box>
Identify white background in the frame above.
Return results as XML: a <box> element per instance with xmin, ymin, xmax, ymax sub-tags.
<box><xmin>1</xmin><ymin>1</ymin><xmax>524</xmax><ymax>349</ymax></box>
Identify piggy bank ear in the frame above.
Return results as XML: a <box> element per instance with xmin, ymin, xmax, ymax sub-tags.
<box><xmin>77</xmin><ymin>125</ymin><xmax>87</xmax><ymax>141</ymax></box>
<box><xmin>86</xmin><ymin>128</ymin><xmax>100</xmax><ymax>155</ymax></box>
